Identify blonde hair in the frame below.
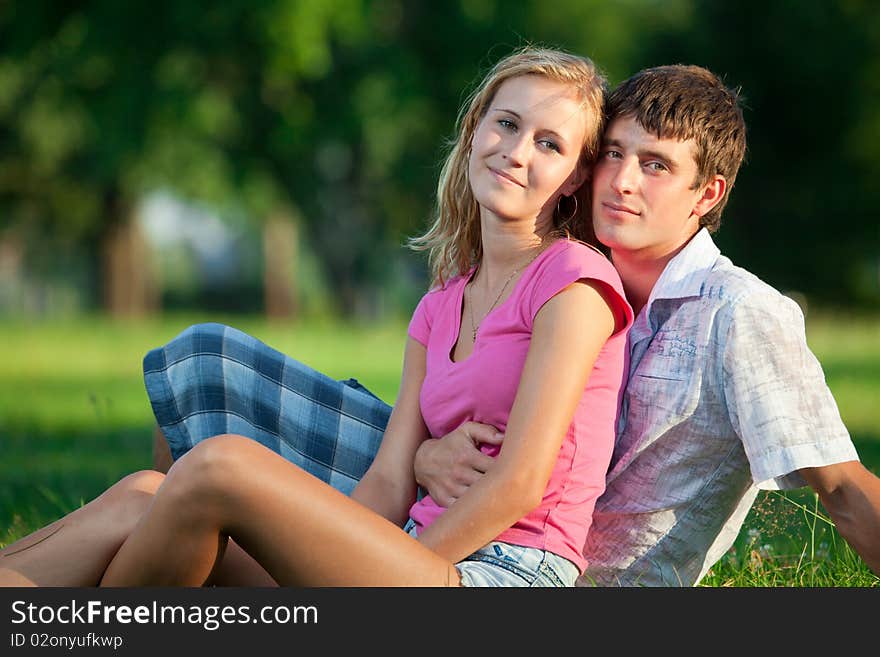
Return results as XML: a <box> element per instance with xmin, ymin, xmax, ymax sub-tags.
<box><xmin>408</xmin><ymin>46</ymin><xmax>607</xmax><ymax>286</ymax></box>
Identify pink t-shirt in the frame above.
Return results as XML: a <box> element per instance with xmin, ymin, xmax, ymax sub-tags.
<box><xmin>407</xmin><ymin>238</ymin><xmax>633</xmax><ymax>571</ymax></box>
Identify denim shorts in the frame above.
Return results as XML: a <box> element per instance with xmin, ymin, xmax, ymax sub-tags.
<box><xmin>404</xmin><ymin>520</ymin><xmax>579</xmax><ymax>587</ymax></box>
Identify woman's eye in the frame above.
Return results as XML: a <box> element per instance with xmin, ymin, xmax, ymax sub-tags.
<box><xmin>498</xmin><ymin>119</ymin><xmax>516</xmax><ymax>131</ymax></box>
<box><xmin>539</xmin><ymin>139</ymin><xmax>560</xmax><ymax>153</ymax></box>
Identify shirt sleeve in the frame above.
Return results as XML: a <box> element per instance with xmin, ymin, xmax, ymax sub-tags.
<box><xmin>527</xmin><ymin>242</ymin><xmax>633</xmax><ymax>335</ymax></box>
<box><xmin>721</xmin><ymin>292</ymin><xmax>859</xmax><ymax>489</ymax></box>
<box><xmin>407</xmin><ymin>291</ymin><xmax>434</xmax><ymax>347</ymax></box>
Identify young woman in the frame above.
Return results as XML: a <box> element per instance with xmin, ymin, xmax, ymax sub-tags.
<box><xmin>1</xmin><ymin>47</ymin><xmax>632</xmax><ymax>587</ymax></box>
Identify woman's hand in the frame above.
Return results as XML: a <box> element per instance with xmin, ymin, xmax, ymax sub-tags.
<box><xmin>413</xmin><ymin>422</ymin><xmax>504</xmax><ymax>507</ymax></box>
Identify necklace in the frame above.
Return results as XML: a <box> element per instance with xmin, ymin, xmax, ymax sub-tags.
<box><xmin>467</xmin><ymin>245</ymin><xmax>546</xmax><ymax>342</ymax></box>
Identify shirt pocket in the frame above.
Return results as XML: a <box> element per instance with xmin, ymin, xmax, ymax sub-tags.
<box><xmin>630</xmin><ymin>332</ymin><xmax>702</xmax><ymax>421</ymax></box>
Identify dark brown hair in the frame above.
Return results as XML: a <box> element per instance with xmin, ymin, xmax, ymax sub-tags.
<box><xmin>607</xmin><ymin>64</ymin><xmax>746</xmax><ymax>232</ymax></box>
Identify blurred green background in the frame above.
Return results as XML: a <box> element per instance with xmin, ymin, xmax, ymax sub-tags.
<box><xmin>1</xmin><ymin>1</ymin><xmax>879</xmax><ymax>570</ymax></box>
<box><xmin>2</xmin><ymin>1</ymin><xmax>879</xmax><ymax>319</ymax></box>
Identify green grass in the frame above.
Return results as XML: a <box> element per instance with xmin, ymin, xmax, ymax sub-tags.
<box><xmin>698</xmin><ymin>311</ymin><xmax>880</xmax><ymax>586</ymax></box>
<box><xmin>0</xmin><ymin>314</ymin><xmax>408</xmax><ymax>537</ymax></box>
<box><xmin>1</xmin><ymin>311</ymin><xmax>878</xmax><ymax>586</ymax></box>
<box><xmin>700</xmin><ymin>489</ymin><xmax>879</xmax><ymax>587</ymax></box>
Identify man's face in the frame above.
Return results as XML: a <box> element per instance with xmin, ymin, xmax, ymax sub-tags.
<box><xmin>591</xmin><ymin>115</ymin><xmax>708</xmax><ymax>260</ymax></box>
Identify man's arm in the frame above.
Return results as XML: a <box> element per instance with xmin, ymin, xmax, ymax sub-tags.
<box><xmin>799</xmin><ymin>461</ymin><xmax>880</xmax><ymax>575</ymax></box>
<box><xmin>721</xmin><ymin>293</ymin><xmax>869</xmax><ymax>572</ymax></box>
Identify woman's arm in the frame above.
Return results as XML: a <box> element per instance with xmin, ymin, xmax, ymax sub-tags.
<box><xmin>415</xmin><ymin>279</ymin><xmax>617</xmax><ymax>563</ymax></box>
<box><xmin>350</xmin><ymin>337</ymin><xmax>430</xmax><ymax>527</ymax></box>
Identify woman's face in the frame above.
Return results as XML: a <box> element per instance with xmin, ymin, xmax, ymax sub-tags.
<box><xmin>468</xmin><ymin>74</ymin><xmax>590</xmax><ymax>227</ymax></box>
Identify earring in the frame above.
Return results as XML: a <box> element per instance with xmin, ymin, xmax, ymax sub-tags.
<box><xmin>557</xmin><ymin>194</ymin><xmax>578</xmax><ymax>221</ymax></box>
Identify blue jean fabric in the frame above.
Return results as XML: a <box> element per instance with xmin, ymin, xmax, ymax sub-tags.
<box><xmin>144</xmin><ymin>323</ymin><xmax>576</xmax><ymax>587</ymax></box>
<box><xmin>404</xmin><ymin>522</ymin><xmax>578</xmax><ymax>587</ymax></box>
<box><xmin>456</xmin><ymin>542</ymin><xmax>579</xmax><ymax>586</ymax></box>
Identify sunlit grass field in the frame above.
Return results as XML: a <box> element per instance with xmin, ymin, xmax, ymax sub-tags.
<box><xmin>1</xmin><ymin>311</ymin><xmax>878</xmax><ymax>586</ymax></box>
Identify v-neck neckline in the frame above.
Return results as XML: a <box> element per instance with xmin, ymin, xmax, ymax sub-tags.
<box><xmin>447</xmin><ymin>238</ymin><xmax>564</xmax><ymax>365</ymax></box>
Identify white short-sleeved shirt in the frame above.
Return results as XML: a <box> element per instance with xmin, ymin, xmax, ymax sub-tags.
<box><xmin>579</xmin><ymin>229</ymin><xmax>859</xmax><ymax>587</ymax></box>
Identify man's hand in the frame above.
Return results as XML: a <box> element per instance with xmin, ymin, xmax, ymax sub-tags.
<box><xmin>413</xmin><ymin>422</ymin><xmax>504</xmax><ymax>507</ymax></box>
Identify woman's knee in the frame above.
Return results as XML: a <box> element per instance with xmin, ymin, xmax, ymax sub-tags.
<box><xmin>164</xmin><ymin>434</ymin><xmax>257</xmax><ymax>503</ymax></box>
<box><xmin>120</xmin><ymin>469</ymin><xmax>166</xmax><ymax>494</ymax></box>
<box><xmin>98</xmin><ymin>470</ymin><xmax>165</xmax><ymax>505</ymax></box>
<box><xmin>87</xmin><ymin>470</ymin><xmax>166</xmax><ymax>537</ymax></box>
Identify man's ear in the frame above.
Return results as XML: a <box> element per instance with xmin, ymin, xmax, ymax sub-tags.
<box><xmin>694</xmin><ymin>175</ymin><xmax>727</xmax><ymax>218</ymax></box>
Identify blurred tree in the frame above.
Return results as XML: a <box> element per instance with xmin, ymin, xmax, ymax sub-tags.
<box><xmin>0</xmin><ymin>0</ymin><xmax>371</xmax><ymax>317</ymax></box>
<box><xmin>12</xmin><ymin>0</ymin><xmax>840</xmax><ymax>318</ymax></box>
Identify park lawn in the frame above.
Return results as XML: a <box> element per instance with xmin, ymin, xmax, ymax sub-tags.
<box><xmin>1</xmin><ymin>311</ymin><xmax>878</xmax><ymax>586</ymax></box>
<box><xmin>0</xmin><ymin>314</ymin><xmax>408</xmax><ymax>535</ymax></box>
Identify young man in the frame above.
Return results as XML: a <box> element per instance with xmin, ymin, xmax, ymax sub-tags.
<box><xmin>584</xmin><ymin>65</ymin><xmax>880</xmax><ymax>584</ymax></box>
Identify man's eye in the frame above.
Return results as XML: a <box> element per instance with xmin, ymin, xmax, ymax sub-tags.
<box><xmin>647</xmin><ymin>161</ymin><xmax>667</xmax><ymax>172</ymax></box>
<box><xmin>602</xmin><ymin>150</ymin><xmax>621</xmax><ymax>159</ymax></box>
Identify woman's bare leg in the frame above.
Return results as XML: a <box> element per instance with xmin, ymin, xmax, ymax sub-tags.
<box><xmin>0</xmin><ymin>468</ymin><xmax>277</xmax><ymax>587</ymax></box>
<box><xmin>208</xmin><ymin>540</ymin><xmax>277</xmax><ymax>587</ymax></box>
<box><xmin>101</xmin><ymin>435</ymin><xmax>461</xmax><ymax>587</ymax></box>
<box><xmin>151</xmin><ymin>426</ymin><xmax>276</xmax><ymax>586</ymax></box>
<box><xmin>0</xmin><ymin>471</ymin><xmax>165</xmax><ymax>586</ymax></box>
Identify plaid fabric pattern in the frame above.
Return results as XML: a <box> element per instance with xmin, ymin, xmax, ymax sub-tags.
<box><xmin>143</xmin><ymin>323</ymin><xmax>391</xmax><ymax>495</ymax></box>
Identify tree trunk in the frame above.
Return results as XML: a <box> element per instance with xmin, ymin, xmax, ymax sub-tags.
<box><xmin>0</xmin><ymin>231</ymin><xmax>24</xmax><ymax>310</ymax></box>
<box><xmin>101</xmin><ymin>199</ymin><xmax>158</xmax><ymax>317</ymax></box>
<box><xmin>263</xmin><ymin>210</ymin><xmax>299</xmax><ymax>320</ymax></box>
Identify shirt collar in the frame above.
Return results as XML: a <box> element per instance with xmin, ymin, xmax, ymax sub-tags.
<box><xmin>646</xmin><ymin>228</ymin><xmax>720</xmax><ymax>308</ymax></box>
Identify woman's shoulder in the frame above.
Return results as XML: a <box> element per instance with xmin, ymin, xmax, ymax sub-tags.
<box><xmin>415</xmin><ymin>268</ymin><xmax>471</xmax><ymax>312</ymax></box>
<box><xmin>409</xmin><ymin>269</ymin><xmax>471</xmax><ymax>342</ymax></box>
<box><xmin>424</xmin><ymin>268</ymin><xmax>472</xmax><ymax>297</ymax></box>
<box><xmin>551</xmin><ymin>236</ymin><xmax>607</xmax><ymax>257</ymax></box>
<box><xmin>539</xmin><ymin>238</ymin><xmax>620</xmax><ymax>283</ymax></box>
<box><xmin>531</xmin><ymin>238</ymin><xmax>632</xmax><ymax>333</ymax></box>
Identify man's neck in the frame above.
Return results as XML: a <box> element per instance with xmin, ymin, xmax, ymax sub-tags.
<box><xmin>611</xmin><ymin>233</ymin><xmax>699</xmax><ymax>317</ymax></box>
<box><xmin>611</xmin><ymin>256</ymin><xmax>666</xmax><ymax>318</ymax></box>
